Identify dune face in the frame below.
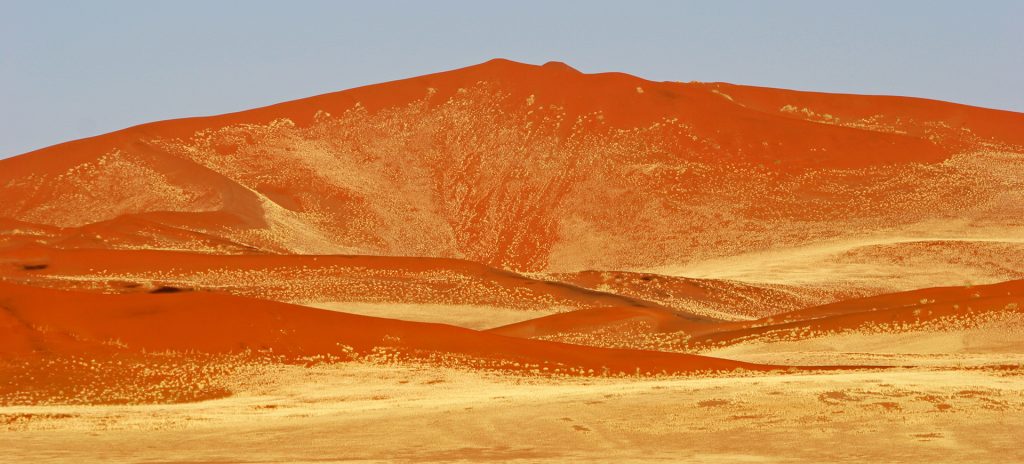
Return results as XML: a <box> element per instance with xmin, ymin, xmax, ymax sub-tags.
<box><xmin>2</xmin><ymin>60</ymin><xmax>1023</xmax><ymax>463</ymax></box>
<box><xmin>3</xmin><ymin>59</ymin><xmax>1022</xmax><ymax>278</ymax></box>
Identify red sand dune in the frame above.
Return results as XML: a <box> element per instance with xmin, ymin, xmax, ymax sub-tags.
<box><xmin>489</xmin><ymin>305</ymin><xmax>704</xmax><ymax>340</ymax></box>
<box><xmin>686</xmin><ymin>280</ymin><xmax>1024</xmax><ymax>349</ymax></box>
<box><xmin>754</xmin><ymin>279</ymin><xmax>1024</xmax><ymax>325</ymax></box>
<box><xmin>704</xmin><ymin>82</ymin><xmax>1024</xmax><ymax>149</ymax></box>
<box><xmin>0</xmin><ymin>59</ymin><xmax>1021</xmax><ymax>411</ymax></box>
<box><xmin>0</xmin><ymin>282</ymin><xmax>766</xmax><ymax>376</ymax></box>
<box><xmin>0</xmin><ymin>245</ymin><xmax>664</xmax><ymax>311</ymax></box>
<box><xmin>487</xmin><ymin>280</ymin><xmax>1024</xmax><ymax>352</ymax></box>
<box><xmin>551</xmin><ymin>270</ymin><xmax>845</xmax><ymax>319</ymax></box>
<box><xmin>0</xmin><ymin>59</ymin><xmax>1021</xmax><ymax>273</ymax></box>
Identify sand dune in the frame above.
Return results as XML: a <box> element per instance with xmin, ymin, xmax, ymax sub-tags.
<box><xmin>487</xmin><ymin>280</ymin><xmax>1024</xmax><ymax>360</ymax></box>
<box><xmin>0</xmin><ymin>245</ymin><xmax>664</xmax><ymax>323</ymax></box>
<box><xmin>688</xmin><ymin>278</ymin><xmax>1024</xmax><ymax>354</ymax></box>
<box><xmin>1</xmin><ymin>58</ymin><xmax>1023</xmax><ymax>462</ymax></box>
<box><xmin>551</xmin><ymin>269</ymin><xmax>845</xmax><ymax>319</ymax></box>
<box><xmin>1</xmin><ymin>282</ymin><xmax>785</xmax><ymax>405</ymax></box>
<box><xmin>2</xmin><ymin>60</ymin><xmax>1022</xmax><ymax>276</ymax></box>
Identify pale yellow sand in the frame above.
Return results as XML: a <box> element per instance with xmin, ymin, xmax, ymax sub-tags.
<box><xmin>2</xmin><ymin>362</ymin><xmax>1021</xmax><ymax>463</ymax></box>
<box><xmin>655</xmin><ymin>234</ymin><xmax>1024</xmax><ymax>293</ymax></box>
<box><xmin>301</xmin><ymin>301</ymin><xmax>560</xmax><ymax>329</ymax></box>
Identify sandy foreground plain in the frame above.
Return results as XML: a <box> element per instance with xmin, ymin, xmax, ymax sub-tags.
<box><xmin>3</xmin><ymin>355</ymin><xmax>1022</xmax><ymax>463</ymax></box>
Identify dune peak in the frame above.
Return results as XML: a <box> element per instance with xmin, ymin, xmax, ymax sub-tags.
<box><xmin>540</xmin><ymin>60</ymin><xmax>581</xmax><ymax>73</ymax></box>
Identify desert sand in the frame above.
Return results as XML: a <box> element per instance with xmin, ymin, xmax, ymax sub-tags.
<box><xmin>2</xmin><ymin>59</ymin><xmax>1023</xmax><ymax>462</ymax></box>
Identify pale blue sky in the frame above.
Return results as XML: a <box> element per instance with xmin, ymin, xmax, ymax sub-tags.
<box><xmin>2</xmin><ymin>0</ymin><xmax>1021</xmax><ymax>158</ymax></box>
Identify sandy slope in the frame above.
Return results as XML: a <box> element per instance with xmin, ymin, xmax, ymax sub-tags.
<box><xmin>0</xmin><ymin>245</ymin><xmax>698</xmax><ymax>336</ymax></box>
<box><xmin>1</xmin><ymin>282</ymin><xmax>786</xmax><ymax>406</ymax></box>
<box><xmin>551</xmin><ymin>269</ymin><xmax>846</xmax><ymax>319</ymax></box>
<box><xmin>1</xmin><ymin>59</ymin><xmax>1023</xmax><ymax>462</ymax></box>
<box><xmin>1</xmin><ymin>60</ymin><xmax>1022</xmax><ymax>277</ymax></box>
<box><xmin>488</xmin><ymin>280</ymin><xmax>1024</xmax><ymax>359</ymax></box>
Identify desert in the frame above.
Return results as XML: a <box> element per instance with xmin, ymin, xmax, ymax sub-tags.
<box><xmin>2</xmin><ymin>57</ymin><xmax>1023</xmax><ymax>462</ymax></box>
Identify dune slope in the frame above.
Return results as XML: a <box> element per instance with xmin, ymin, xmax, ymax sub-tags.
<box><xmin>0</xmin><ymin>59</ymin><xmax>1020</xmax><ymax>284</ymax></box>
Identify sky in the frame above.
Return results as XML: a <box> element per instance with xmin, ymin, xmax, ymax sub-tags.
<box><xmin>2</xmin><ymin>0</ymin><xmax>1022</xmax><ymax>158</ymax></box>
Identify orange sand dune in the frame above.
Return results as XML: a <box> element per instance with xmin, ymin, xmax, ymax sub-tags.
<box><xmin>755</xmin><ymin>279</ymin><xmax>1024</xmax><ymax>325</ymax></box>
<box><xmin>552</xmin><ymin>270</ymin><xmax>849</xmax><ymax>319</ymax></box>
<box><xmin>0</xmin><ymin>282</ymin><xmax>767</xmax><ymax>377</ymax></box>
<box><xmin>487</xmin><ymin>280</ymin><xmax>1024</xmax><ymax>354</ymax></box>
<box><xmin>1</xmin><ymin>58</ymin><xmax>1021</xmax><ymax>461</ymax></box>
<box><xmin>0</xmin><ymin>211</ymin><xmax>259</xmax><ymax>253</ymax></box>
<box><xmin>0</xmin><ymin>245</ymin><xmax>662</xmax><ymax>313</ymax></box>
<box><xmin>4</xmin><ymin>59</ymin><xmax>966</xmax><ymax>171</ymax></box>
<box><xmin>687</xmin><ymin>280</ymin><xmax>1024</xmax><ymax>351</ymax></box>
<box><xmin>1</xmin><ymin>59</ymin><xmax>1021</xmax><ymax>275</ymax></box>
<box><xmin>706</xmin><ymin>82</ymin><xmax>1024</xmax><ymax>149</ymax></box>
